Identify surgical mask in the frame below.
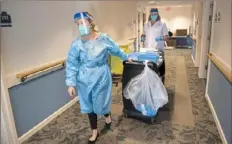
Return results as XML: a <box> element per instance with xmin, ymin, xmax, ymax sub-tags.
<box><xmin>151</xmin><ymin>15</ymin><xmax>158</xmax><ymax>21</ymax></box>
<box><xmin>78</xmin><ymin>25</ymin><xmax>91</xmax><ymax>36</ymax></box>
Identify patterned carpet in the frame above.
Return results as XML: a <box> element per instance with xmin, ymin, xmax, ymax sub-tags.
<box><xmin>23</xmin><ymin>49</ymin><xmax>222</xmax><ymax>144</ymax></box>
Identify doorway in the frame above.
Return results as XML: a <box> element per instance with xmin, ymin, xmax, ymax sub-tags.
<box><xmin>137</xmin><ymin>12</ymin><xmax>141</xmax><ymax>51</ymax></box>
<box><xmin>205</xmin><ymin>1</ymin><xmax>215</xmax><ymax>80</ymax></box>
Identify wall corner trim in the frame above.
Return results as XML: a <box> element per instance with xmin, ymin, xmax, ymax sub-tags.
<box><xmin>191</xmin><ymin>54</ymin><xmax>197</xmax><ymax>67</ymax></box>
<box><xmin>205</xmin><ymin>93</ymin><xmax>228</xmax><ymax>144</ymax></box>
<box><xmin>18</xmin><ymin>97</ymin><xmax>79</xmax><ymax>143</ymax></box>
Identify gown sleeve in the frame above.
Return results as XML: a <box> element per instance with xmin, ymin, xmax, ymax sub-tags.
<box><xmin>105</xmin><ymin>35</ymin><xmax>128</xmax><ymax>61</ymax></box>
<box><xmin>65</xmin><ymin>42</ymin><xmax>80</xmax><ymax>87</ymax></box>
<box><xmin>162</xmin><ymin>23</ymin><xmax>169</xmax><ymax>36</ymax></box>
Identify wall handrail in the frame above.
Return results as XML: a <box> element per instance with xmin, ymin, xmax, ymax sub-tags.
<box><xmin>128</xmin><ymin>37</ymin><xmax>136</xmax><ymax>40</ymax></box>
<box><xmin>16</xmin><ymin>59</ymin><xmax>66</xmax><ymax>82</ymax></box>
<box><xmin>208</xmin><ymin>53</ymin><xmax>232</xmax><ymax>83</ymax></box>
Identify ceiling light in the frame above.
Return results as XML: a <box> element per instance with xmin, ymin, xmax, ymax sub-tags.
<box><xmin>149</xmin><ymin>0</ymin><xmax>154</xmax><ymax>4</ymax></box>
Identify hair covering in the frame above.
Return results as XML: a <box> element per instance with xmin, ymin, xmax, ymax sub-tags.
<box><xmin>150</xmin><ymin>8</ymin><xmax>159</xmax><ymax>13</ymax></box>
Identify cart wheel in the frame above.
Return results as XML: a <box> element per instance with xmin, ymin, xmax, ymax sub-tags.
<box><xmin>123</xmin><ymin>110</ymin><xmax>128</xmax><ymax>118</ymax></box>
<box><xmin>124</xmin><ymin>113</ymin><xmax>128</xmax><ymax>118</ymax></box>
<box><xmin>150</xmin><ymin>118</ymin><xmax>155</xmax><ymax>124</ymax></box>
<box><xmin>123</xmin><ymin>109</ymin><xmax>128</xmax><ymax>118</ymax></box>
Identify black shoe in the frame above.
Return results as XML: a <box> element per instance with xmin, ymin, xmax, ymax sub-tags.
<box><xmin>88</xmin><ymin>133</ymin><xmax>99</xmax><ymax>144</ymax></box>
<box><xmin>104</xmin><ymin>112</ymin><xmax>112</xmax><ymax>129</ymax></box>
<box><xmin>100</xmin><ymin>115</ymin><xmax>112</xmax><ymax>134</ymax></box>
<box><xmin>100</xmin><ymin>122</ymin><xmax>112</xmax><ymax>135</ymax></box>
<box><xmin>104</xmin><ymin>121</ymin><xmax>112</xmax><ymax>129</ymax></box>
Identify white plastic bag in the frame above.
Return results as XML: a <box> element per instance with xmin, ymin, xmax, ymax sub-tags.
<box><xmin>123</xmin><ymin>61</ymin><xmax>168</xmax><ymax>116</ymax></box>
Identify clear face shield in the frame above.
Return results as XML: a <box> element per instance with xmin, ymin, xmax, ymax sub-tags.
<box><xmin>150</xmin><ymin>8</ymin><xmax>159</xmax><ymax>21</ymax></box>
<box><xmin>74</xmin><ymin>12</ymin><xmax>93</xmax><ymax>36</ymax></box>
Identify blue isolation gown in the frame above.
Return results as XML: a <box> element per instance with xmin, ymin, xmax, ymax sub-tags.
<box><xmin>66</xmin><ymin>33</ymin><xmax>128</xmax><ymax>115</ymax></box>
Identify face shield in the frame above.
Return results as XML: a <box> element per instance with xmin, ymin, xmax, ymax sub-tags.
<box><xmin>74</xmin><ymin>12</ymin><xmax>93</xmax><ymax>36</ymax></box>
<box><xmin>150</xmin><ymin>8</ymin><xmax>159</xmax><ymax>21</ymax></box>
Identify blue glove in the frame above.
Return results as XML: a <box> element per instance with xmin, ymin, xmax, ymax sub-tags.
<box><xmin>155</xmin><ymin>36</ymin><xmax>163</xmax><ymax>42</ymax></box>
<box><xmin>141</xmin><ymin>37</ymin><xmax>145</xmax><ymax>42</ymax></box>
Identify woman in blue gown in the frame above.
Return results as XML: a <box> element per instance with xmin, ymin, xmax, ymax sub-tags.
<box><xmin>65</xmin><ymin>12</ymin><xmax>132</xmax><ymax>143</ymax></box>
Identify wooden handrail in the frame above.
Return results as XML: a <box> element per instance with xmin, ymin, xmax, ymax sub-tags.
<box><xmin>208</xmin><ymin>53</ymin><xmax>232</xmax><ymax>83</ymax></box>
<box><xmin>191</xmin><ymin>36</ymin><xmax>197</xmax><ymax>41</ymax></box>
<box><xmin>128</xmin><ymin>37</ymin><xmax>137</xmax><ymax>40</ymax></box>
<box><xmin>16</xmin><ymin>59</ymin><xmax>66</xmax><ymax>82</ymax></box>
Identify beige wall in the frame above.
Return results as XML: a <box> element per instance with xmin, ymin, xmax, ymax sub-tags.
<box><xmin>210</xmin><ymin>0</ymin><xmax>231</xmax><ymax>69</ymax></box>
<box><xmin>1</xmin><ymin>1</ymin><xmax>137</xmax><ymax>87</ymax></box>
<box><xmin>156</xmin><ymin>6</ymin><xmax>192</xmax><ymax>34</ymax></box>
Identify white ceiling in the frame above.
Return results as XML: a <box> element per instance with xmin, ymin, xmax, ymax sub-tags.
<box><xmin>139</xmin><ymin>0</ymin><xmax>199</xmax><ymax>7</ymax></box>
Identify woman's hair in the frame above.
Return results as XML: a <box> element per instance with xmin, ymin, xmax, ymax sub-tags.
<box><xmin>85</xmin><ymin>12</ymin><xmax>99</xmax><ymax>32</ymax></box>
<box><xmin>148</xmin><ymin>14</ymin><xmax>161</xmax><ymax>22</ymax></box>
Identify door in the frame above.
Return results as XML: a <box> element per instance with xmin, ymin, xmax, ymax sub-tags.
<box><xmin>1</xmin><ymin>75</ymin><xmax>19</xmax><ymax>144</ymax></box>
<box><xmin>205</xmin><ymin>1</ymin><xmax>214</xmax><ymax>79</ymax></box>
<box><xmin>137</xmin><ymin>12</ymin><xmax>141</xmax><ymax>51</ymax></box>
<box><xmin>142</xmin><ymin>13</ymin><xmax>146</xmax><ymax>29</ymax></box>
<box><xmin>1</xmin><ymin>59</ymin><xmax>19</xmax><ymax>144</ymax></box>
<box><xmin>142</xmin><ymin>12</ymin><xmax>146</xmax><ymax>48</ymax></box>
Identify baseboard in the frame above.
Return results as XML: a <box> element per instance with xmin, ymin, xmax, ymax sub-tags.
<box><xmin>165</xmin><ymin>46</ymin><xmax>175</xmax><ymax>50</ymax></box>
<box><xmin>19</xmin><ymin>97</ymin><xmax>78</xmax><ymax>143</ymax></box>
<box><xmin>191</xmin><ymin>54</ymin><xmax>197</xmax><ymax>67</ymax></box>
<box><xmin>205</xmin><ymin>93</ymin><xmax>228</xmax><ymax>144</ymax></box>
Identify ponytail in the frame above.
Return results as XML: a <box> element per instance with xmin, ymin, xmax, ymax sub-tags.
<box><xmin>86</xmin><ymin>12</ymin><xmax>99</xmax><ymax>32</ymax></box>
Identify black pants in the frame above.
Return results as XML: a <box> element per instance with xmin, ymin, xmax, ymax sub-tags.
<box><xmin>88</xmin><ymin>112</ymin><xmax>110</xmax><ymax>129</ymax></box>
<box><xmin>160</xmin><ymin>59</ymin><xmax>165</xmax><ymax>83</ymax></box>
<box><xmin>159</xmin><ymin>50</ymin><xmax>165</xmax><ymax>84</ymax></box>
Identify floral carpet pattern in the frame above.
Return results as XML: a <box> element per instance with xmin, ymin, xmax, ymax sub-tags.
<box><xmin>23</xmin><ymin>49</ymin><xmax>222</xmax><ymax>144</ymax></box>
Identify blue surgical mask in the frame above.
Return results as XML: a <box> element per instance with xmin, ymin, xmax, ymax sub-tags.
<box><xmin>151</xmin><ymin>15</ymin><xmax>158</xmax><ymax>21</ymax></box>
<box><xmin>78</xmin><ymin>25</ymin><xmax>91</xmax><ymax>36</ymax></box>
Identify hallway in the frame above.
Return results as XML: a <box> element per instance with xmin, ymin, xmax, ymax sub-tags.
<box><xmin>23</xmin><ymin>49</ymin><xmax>222</xmax><ymax>144</ymax></box>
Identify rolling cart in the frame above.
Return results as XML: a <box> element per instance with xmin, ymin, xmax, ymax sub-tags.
<box><xmin>122</xmin><ymin>51</ymin><xmax>165</xmax><ymax>123</ymax></box>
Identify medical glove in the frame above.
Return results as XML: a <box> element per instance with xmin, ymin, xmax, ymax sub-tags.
<box><xmin>141</xmin><ymin>37</ymin><xmax>145</xmax><ymax>42</ymax></box>
<box><xmin>155</xmin><ymin>36</ymin><xmax>163</xmax><ymax>42</ymax></box>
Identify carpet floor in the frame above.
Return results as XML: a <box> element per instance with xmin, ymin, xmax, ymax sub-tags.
<box><xmin>23</xmin><ymin>49</ymin><xmax>222</xmax><ymax>144</ymax></box>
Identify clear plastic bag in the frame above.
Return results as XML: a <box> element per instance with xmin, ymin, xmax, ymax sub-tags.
<box><xmin>123</xmin><ymin>61</ymin><xmax>168</xmax><ymax>116</ymax></box>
